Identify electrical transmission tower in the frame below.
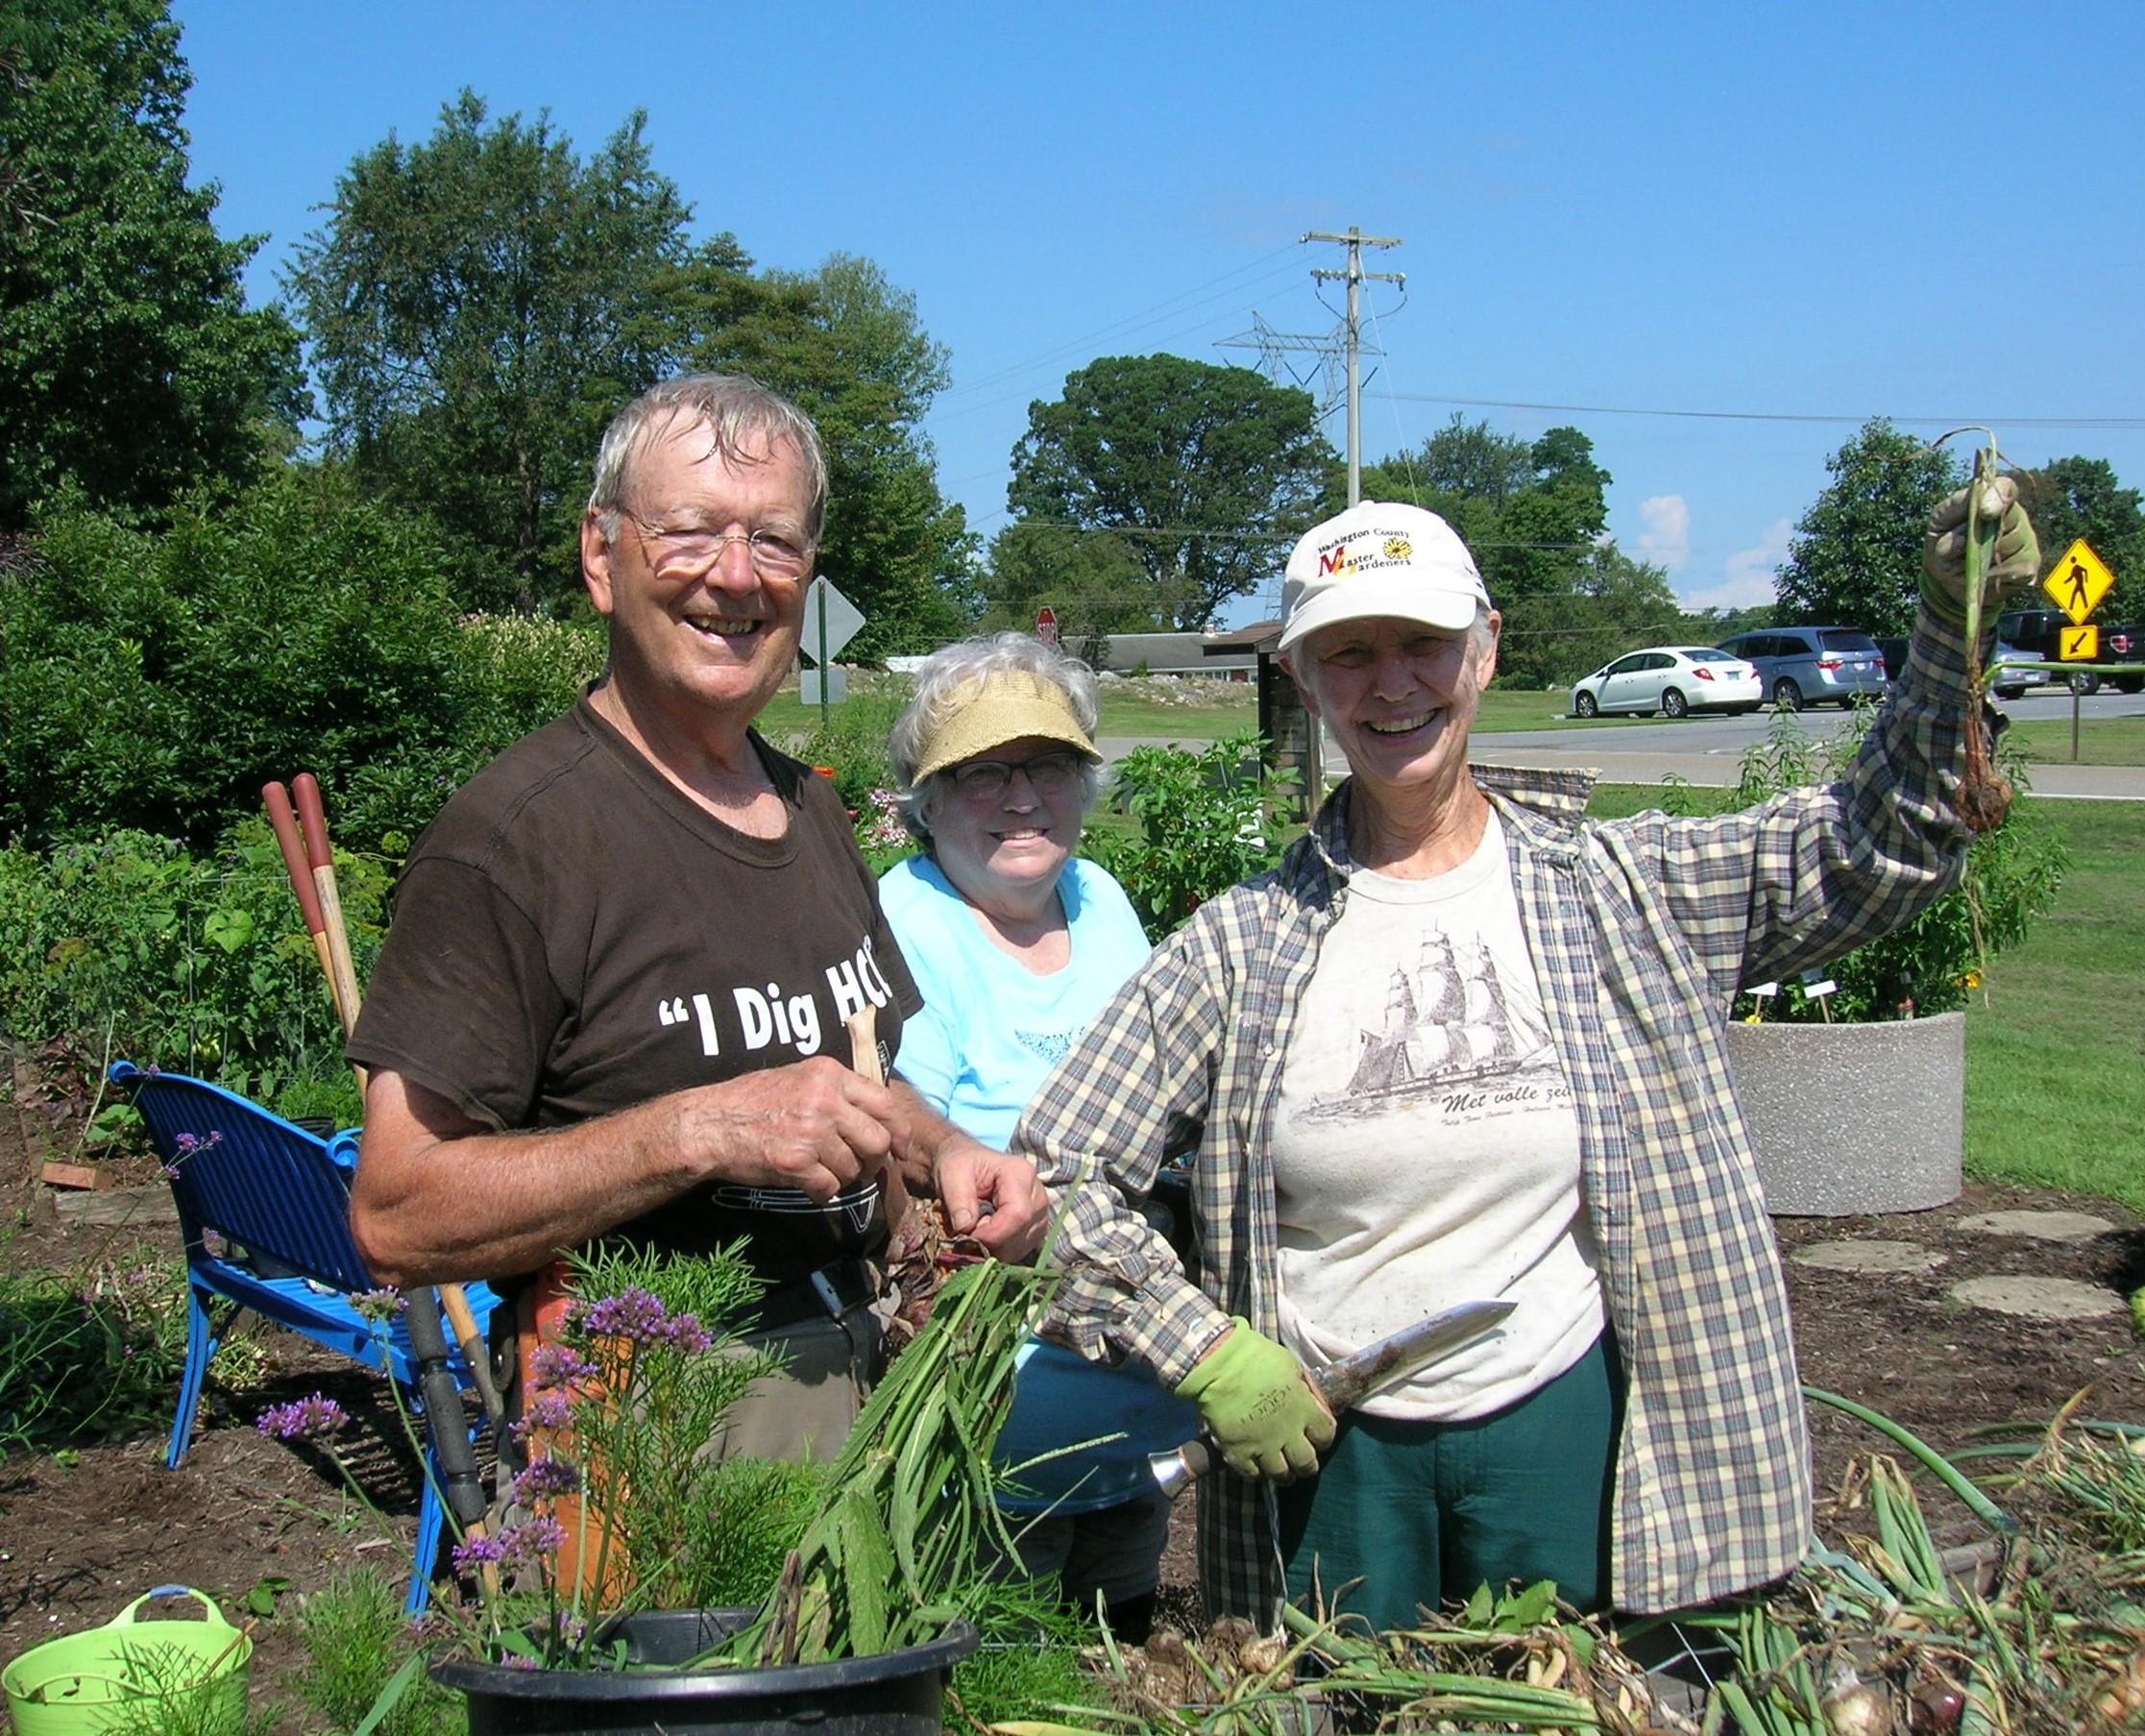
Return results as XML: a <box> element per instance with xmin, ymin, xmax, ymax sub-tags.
<box><xmin>1306</xmin><ymin>228</ymin><xmax>1403</xmax><ymax>506</ymax></box>
<box><xmin>1217</xmin><ymin>228</ymin><xmax>1404</xmax><ymax>506</ymax></box>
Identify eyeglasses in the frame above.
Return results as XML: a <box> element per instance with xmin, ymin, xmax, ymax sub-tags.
<box><xmin>626</xmin><ymin>517</ymin><xmax>815</xmax><ymax>580</ymax></box>
<box><xmin>948</xmin><ymin>749</ymin><xmax>1085</xmax><ymax>801</ymax></box>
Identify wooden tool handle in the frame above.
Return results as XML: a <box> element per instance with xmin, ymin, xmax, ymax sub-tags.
<box><xmin>294</xmin><ymin>774</ymin><xmax>365</xmax><ymax>1041</ymax></box>
<box><xmin>843</xmin><ymin>1007</ymin><xmax>907</xmax><ymax>1230</ymax></box>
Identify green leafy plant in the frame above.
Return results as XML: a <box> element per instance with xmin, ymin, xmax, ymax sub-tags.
<box><xmin>1725</xmin><ymin>704</ymin><xmax>2068</xmax><ymax>1022</ymax></box>
<box><xmin>0</xmin><ymin>1249</ymin><xmax>192</xmax><ymax>1456</ymax></box>
<box><xmin>291</xmin><ymin>1564</ymin><xmax>464</xmax><ymax>1736</ymax></box>
<box><xmin>1082</xmin><ymin>730</ymin><xmax>1300</xmax><ymax>941</ymax></box>
<box><xmin>0</xmin><ymin>820</ymin><xmax>380</xmax><ymax>1115</ymax></box>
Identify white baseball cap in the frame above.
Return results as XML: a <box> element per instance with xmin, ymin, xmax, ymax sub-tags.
<box><xmin>1277</xmin><ymin>501</ymin><xmax>1490</xmax><ymax>654</ymax></box>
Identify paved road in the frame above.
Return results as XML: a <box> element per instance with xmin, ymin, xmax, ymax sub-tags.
<box><xmin>1101</xmin><ymin>684</ymin><xmax>2145</xmax><ymax>800</ymax></box>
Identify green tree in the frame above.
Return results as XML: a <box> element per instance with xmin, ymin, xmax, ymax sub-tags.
<box><xmin>1499</xmin><ymin>544</ymin><xmax>1683</xmax><ymax>689</ymax></box>
<box><xmin>2017</xmin><ymin>455</ymin><xmax>2145</xmax><ymax>622</ymax></box>
<box><xmin>1351</xmin><ymin>416</ymin><xmax>1611</xmax><ymax>602</ymax></box>
<box><xmin>286</xmin><ymin>90</ymin><xmax>714</xmax><ymax>613</ymax></box>
<box><xmin>700</xmin><ymin>254</ymin><xmax>976</xmax><ymax>657</ymax></box>
<box><xmin>1007</xmin><ymin>355</ymin><xmax>1331</xmax><ymax>629</ymax></box>
<box><xmin>1775</xmin><ymin>420</ymin><xmax>1961</xmax><ymax>635</ymax></box>
<box><xmin>981</xmin><ymin>521</ymin><xmax>1181</xmax><ymax>667</ymax></box>
<box><xmin>0</xmin><ymin>0</ymin><xmax>305</xmax><ymax>530</ymax></box>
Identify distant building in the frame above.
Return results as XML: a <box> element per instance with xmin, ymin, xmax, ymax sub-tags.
<box><xmin>1078</xmin><ymin>630</ymin><xmax>1255</xmax><ymax>680</ymax></box>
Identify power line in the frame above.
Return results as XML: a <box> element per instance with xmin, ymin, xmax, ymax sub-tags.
<box><xmin>1387</xmin><ymin>392</ymin><xmax>2145</xmax><ymax>430</ymax></box>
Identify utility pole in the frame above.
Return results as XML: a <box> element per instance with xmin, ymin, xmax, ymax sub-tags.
<box><xmin>1304</xmin><ymin>228</ymin><xmax>1403</xmax><ymax>504</ymax></box>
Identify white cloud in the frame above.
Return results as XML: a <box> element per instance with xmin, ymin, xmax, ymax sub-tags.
<box><xmin>1634</xmin><ymin>495</ymin><xmax>1690</xmax><ymax>573</ymax></box>
<box><xmin>1678</xmin><ymin>518</ymin><xmax>1792</xmax><ymax>613</ymax></box>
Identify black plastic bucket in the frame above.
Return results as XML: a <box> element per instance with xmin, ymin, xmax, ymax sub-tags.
<box><xmin>430</xmin><ymin>1608</ymin><xmax>978</xmax><ymax>1736</ymax></box>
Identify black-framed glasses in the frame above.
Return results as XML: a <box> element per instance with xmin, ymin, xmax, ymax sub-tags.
<box><xmin>628</xmin><ymin>517</ymin><xmax>815</xmax><ymax>579</ymax></box>
<box><xmin>948</xmin><ymin>749</ymin><xmax>1084</xmax><ymax>800</ymax></box>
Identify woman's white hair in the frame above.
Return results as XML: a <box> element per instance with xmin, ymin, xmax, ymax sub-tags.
<box><xmin>586</xmin><ymin>374</ymin><xmax>829</xmax><ymax>543</ymax></box>
<box><xmin>889</xmin><ymin>632</ymin><xmax>1105</xmax><ymax>844</ymax></box>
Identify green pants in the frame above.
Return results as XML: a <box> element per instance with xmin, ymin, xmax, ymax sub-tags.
<box><xmin>1276</xmin><ymin>1333</ymin><xmax>1621</xmax><ymax>1634</ymax></box>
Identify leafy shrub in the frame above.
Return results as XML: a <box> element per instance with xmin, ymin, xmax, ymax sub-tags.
<box><xmin>789</xmin><ymin>677</ymin><xmax>913</xmax><ymax>813</ymax></box>
<box><xmin>1726</xmin><ymin>705</ymin><xmax>2068</xmax><ymax>1022</ymax></box>
<box><xmin>1</xmin><ymin>475</ymin><xmax>608</xmax><ymax>853</ymax></box>
<box><xmin>0</xmin><ymin>819</ymin><xmax>382</xmax><ymax>1115</ymax></box>
<box><xmin>1082</xmin><ymin>730</ymin><xmax>1300</xmax><ymax>940</ymax></box>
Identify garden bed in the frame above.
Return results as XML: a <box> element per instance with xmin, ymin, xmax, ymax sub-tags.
<box><xmin>6</xmin><ymin>1083</ymin><xmax>2145</xmax><ymax>1730</ymax></box>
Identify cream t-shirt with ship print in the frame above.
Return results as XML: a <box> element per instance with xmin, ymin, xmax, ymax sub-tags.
<box><xmin>1271</xmin><ymin>811</ymin><xmax>1605</xmax><ymax>1421</ymax></box>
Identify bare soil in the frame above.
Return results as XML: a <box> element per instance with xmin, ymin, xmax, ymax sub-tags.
<box><xmin>7</xmin><ymin>1086</ymin><xmax>2144</xmax><ymax>1729</ymax></box>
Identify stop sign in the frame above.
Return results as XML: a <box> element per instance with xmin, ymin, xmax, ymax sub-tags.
<box><xmin>1036</xmin><ymin>606</ymin><xmax>1059</xmax><ymax>648</ymax></box>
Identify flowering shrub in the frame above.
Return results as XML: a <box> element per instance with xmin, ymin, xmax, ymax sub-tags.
<box><xmin>254</xmin><ymin>1240</ymin><xmax>817</xmax><ymax>1677</ymax></box>
<box><xmin>852</xmin><ymin>786</ymin><xmax>913</xmax><ymax>873</ymax></box>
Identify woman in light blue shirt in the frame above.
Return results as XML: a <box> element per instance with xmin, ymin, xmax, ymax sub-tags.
<box><xmin>880</xmin><ymin>633</ymin><xmax>1195</xmax><ymax>1642</ymax></box>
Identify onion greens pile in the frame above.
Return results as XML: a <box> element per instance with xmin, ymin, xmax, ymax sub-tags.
<box><xmin>721</xmin><ymin>1253</ymin><xmax>1059</xmax><ymax>1665</ymax></box>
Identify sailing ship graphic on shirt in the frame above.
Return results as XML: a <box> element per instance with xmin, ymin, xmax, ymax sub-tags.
<box><xmin>1304</xmin><ymin>926</ymin><xmax>1560</xmax><ymax>1121</ymax></box>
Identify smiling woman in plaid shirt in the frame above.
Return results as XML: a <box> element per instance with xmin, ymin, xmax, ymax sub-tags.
<box><xmin>1012</xmin><ymin>485</ymin><xmax>2039</xmax><ymax>1633</ymax></box>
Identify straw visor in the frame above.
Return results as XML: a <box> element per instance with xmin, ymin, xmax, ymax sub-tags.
<box><xmin>910</xmin><ymin>671</ymin><xmax>1103</xmax><ymax>786</ymax></box>
<box><xmin>1277</xmin><ymin>501</ymin><xmax>1491</xmax><ymax>655</ymax></box>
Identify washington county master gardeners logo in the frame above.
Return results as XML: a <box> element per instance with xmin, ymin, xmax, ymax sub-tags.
<box><xmin>1319</xmin><ymin>532</ymin><xmax>1416</xmax><ymax>577</ymax></box>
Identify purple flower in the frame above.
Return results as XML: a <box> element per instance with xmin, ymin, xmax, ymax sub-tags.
<box><xmin>510</xmin><ymin>1456</ymin><xmax>582</xmax><ymax>1505</ymax></box>
<box><xmin>451</xmin><ymin>1532</ymin><xmax>505</xmax><ymax>1570</ymax></box>
<box><xmin>500</xmin><ymin>1654</ymin><xmax>542</xmax><ymax>1672</ymax></box>
<box><xmin>256</xmin><ymin>1392</ymin><xmax>349</xmax><ymax>1440</ymax></box>
<box><xmin>172</xmin><ymin>1130</ymin><xmax>223</xmax><ymax>1156</ymax></box>
<box><xmin>509</xmin><ymin>1390</ymin><xmax>573</xmax><ymax>1445</ymax></box>
<box><xmin>529</xmin><ymin>1342</ymin><xmax>597</xmax><ymax>1389</ymax></box>
<box><xmin>353</xmin><ymin>1287</ymin><xmax>405</xmax><ymax>1322</ymax></box>
<box><xmin>574</xmin><ymin>1287</ymin><xmax>669</xmax><ymax>1343</ymax></box>
<box><xmin>161</xmin><ymin>1164</ymin><xmax>183</xmax><ymax>1182</ymax></box>
<box><xmin>657</xmin><ymin>1312</ymin><xmax>713</xmax><ymax>1356</ymax></box>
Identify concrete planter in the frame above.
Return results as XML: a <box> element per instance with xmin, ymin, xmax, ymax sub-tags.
<box><xmin>1726</xmin><ymin>1012</ymin><xmax>1964</xmax><ymax>1215</ymax></box>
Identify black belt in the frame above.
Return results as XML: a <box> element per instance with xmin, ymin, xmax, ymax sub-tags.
<box><xmin>737</xmin><ymin>1259</ymin><xmax>880</xmax><ymax>1336</ymax></box>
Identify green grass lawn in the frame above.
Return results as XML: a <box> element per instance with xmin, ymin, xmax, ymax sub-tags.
<box><xmin>1588</xmin><ymin>784</ymin><xmax>2145</xmax><ymax>1213</ymax></box>
<box><xmin>2005</xmin><ymin>711</ymin><xmax>2145</xmax><ymax>769</ymax></box>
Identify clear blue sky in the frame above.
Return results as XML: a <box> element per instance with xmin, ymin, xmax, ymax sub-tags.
<box><xmin>170</xmin><ymin>0</ymin><xmax>2145</xmax><ymax>625</ymax></box>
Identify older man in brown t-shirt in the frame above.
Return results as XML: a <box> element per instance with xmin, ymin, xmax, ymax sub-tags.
<box><xmin>348</xmin><ymin>373</ymin><xmax>1047</xmax><ymax>1459</ymax></box>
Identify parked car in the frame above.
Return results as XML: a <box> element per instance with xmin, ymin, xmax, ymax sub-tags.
<box><xmin>1990</xmin><ymin>641</ymin><xmax>2058</xmax><ymax>701</ymax></box>
<box><xmin>1569</xmin><ymin>646</ymin><xmax>1763</xmax><ymax>719</ymax></box>
<box><xmin>1994</xmin><ymin>606</ymin><xmax>2145</xmax><ymax>697</ymax></box>
<box><xmin>1713</xmin><ymin>625</ymin><xmax>1889</xmax><ymax>711</ymax></box>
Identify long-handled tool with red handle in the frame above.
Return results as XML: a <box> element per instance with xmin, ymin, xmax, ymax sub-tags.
<box><xmin>292</xmin><ymin>775</ymin><xmax>365</xmax><ymax>1042</ymax></box>
<box><xmin>262</xmin><ymin>776</ymin><xmax>503</xmax><ymax>1431</ymax></box>
<box><xmin>262</xmin><ymin>782</ymin><xmax>351</xmax><ymax>1045</ymax></box>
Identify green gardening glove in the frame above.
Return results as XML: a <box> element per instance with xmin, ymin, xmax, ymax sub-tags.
<box><xmin>1922</xmin><ymin>475</ymin><xmax>2040</xmax><ymax>624</ymax></box>
<box><xmin>1174</xmin><ymin>1318</ymin><xmax>1336</xmax><ymax>1480</ymax></box>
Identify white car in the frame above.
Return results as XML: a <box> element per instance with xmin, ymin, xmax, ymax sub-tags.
<box><xmin>1571</xmin><ymin>647</ymin><xmax>1764</xmax><ymax>719</ymax></box>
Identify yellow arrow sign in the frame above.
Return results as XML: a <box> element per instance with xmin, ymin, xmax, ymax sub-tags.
<box><xmin>2043</xmin><ymin>538</ymin><xmax>2115</xmax><ymax>625</ymax></box>
<box><xmin>2060</xmin><ymin>624</ymin><xmax>2099</xmax><ymax>661</ymax></box>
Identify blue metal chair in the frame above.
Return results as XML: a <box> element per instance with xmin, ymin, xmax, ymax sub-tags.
<box><xmin>110</xmin><ymin>1062</ymin><xmax>498</xmax><ymax>1613</ymax></box>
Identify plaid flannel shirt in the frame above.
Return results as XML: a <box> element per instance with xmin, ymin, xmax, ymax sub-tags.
<box><xmin>1016</xmin><ymin>605</ymin><xmax>1982</xmax><ymax>1621</ymax></box>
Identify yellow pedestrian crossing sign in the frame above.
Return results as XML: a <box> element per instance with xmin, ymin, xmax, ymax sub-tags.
<box><xmin>2044</xmin><ymin>538</ymin><xmax>2115</xmax><ymax>626</ymax></box>
<box><xmin>2060</xmin><ymin>624</ymin><xmax>2099</xmax><ymax>661</ymax></box>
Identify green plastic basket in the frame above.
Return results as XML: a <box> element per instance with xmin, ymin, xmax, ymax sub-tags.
<box><xmin>1</xmin><ymin>1586</ymin><xmax>252</xmax><ymax>1735</ymax></box>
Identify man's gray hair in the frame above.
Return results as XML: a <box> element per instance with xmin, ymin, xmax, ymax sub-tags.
<box><xmin>890</xmin><ymin>632</ymin><xmax>1105</xmax><ymax>843</ymax></box>
<box><xmin>586</xmin><ymin>374</ymin><xmax>829</xmax><ymax>542</ymax></box>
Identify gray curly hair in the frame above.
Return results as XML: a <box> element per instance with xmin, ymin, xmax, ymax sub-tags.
<box><xmin>586</xmin><ymin>374</ymin><xmax>830</xmax><ymax>543</ymax></box>
<box><xmin>889</xmin><ymin>633</ymin><xmax>1106</xmax><ymax>844</ymax></box>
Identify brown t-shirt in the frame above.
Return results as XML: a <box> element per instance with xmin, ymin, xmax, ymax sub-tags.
<box><xmin>349</xmin><ymin>695</ymin><xmax>921</xmax><ymax>1285</ymax></box>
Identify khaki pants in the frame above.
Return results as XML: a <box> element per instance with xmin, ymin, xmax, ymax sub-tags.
<box><xmin>708</xmin><ymin>1307</ymin><xmax>886</xmax><ymax>1464</ymax></box>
